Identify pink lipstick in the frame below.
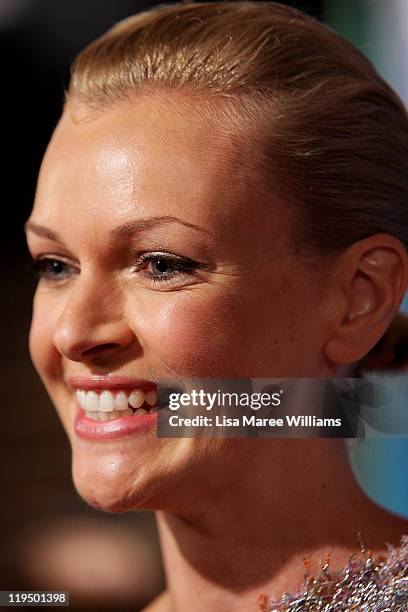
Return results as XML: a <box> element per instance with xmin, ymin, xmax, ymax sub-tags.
<box><xmin>68</xmin><ymin>375</ymin><xmax>158</xmax><ymax>441</ymax></box>
<box><xmin>74</xmin><ymin>408</ymin><xmax>157</xmax><ymax>440</ymax></box>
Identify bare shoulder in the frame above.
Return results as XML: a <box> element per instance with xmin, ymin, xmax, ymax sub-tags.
<box><xmin>142</xmin><ymin>591</ymin><xmax>170</xmax><ymax>612</ymax></box>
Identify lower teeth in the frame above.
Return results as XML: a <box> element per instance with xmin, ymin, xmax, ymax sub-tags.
<box><xmin>84</xmin><ymin>407</ymin><xmax>151</xmax><ymax>421</ymax></box>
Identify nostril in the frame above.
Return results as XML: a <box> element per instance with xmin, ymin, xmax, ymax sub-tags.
<box><xmin>82</xmin><ymin>343</ymin><xmax>122</xmax><ymax>357</ymax></box>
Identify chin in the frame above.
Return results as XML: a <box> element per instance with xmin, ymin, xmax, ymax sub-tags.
<box><xmin>70</xmin><ymin>445</ymin><xmax>158</xmax><ymax>513</ymax></box>
<box><xmin>74</xmin><ymin>485</ymin><xmax>134</xmax><ymax>514</ymax></box>
<box><xmin>70</xmin><ymin>436</ymin><xmax>191</xmax><ymax>513</ymax></box>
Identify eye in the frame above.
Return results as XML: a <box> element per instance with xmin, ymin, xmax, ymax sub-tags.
<box><xmin>32</xmin><ymin>256</ymin><xmax>77</xmax><ymax>282</ymax></box>
<box><xmin>134</xmin><ymin>252</ymin><xmax>201</xmax><ymax>283</ymax></box>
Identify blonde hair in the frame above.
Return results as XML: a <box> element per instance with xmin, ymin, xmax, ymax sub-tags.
<box><xmin>67</xmin><ymin>1</ymin><xmax>408</xmax><ymax>255</ymax></box>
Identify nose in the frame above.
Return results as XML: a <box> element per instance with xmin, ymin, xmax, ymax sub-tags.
<box><xmin>53</xmin><ymin>275</ymin><xmax>136</xmax><ymax>364</ymax></box>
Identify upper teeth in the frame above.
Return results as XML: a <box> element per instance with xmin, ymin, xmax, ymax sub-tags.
<box><xmin>75</xmin><ymin>389</ymin><xmax>157</xmax><ymax>412</ymax></box>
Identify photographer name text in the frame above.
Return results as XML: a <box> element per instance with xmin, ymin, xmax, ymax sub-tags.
<box><xmin>167</xmin><ymin>415</ymin><xmax>342</xmax><ymax>428</ymax></box>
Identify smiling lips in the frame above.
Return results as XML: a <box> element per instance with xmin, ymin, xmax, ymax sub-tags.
<box><xmin>68</xmin><ymin>376</ymin><xmax>159</xmax><ymax>439</ymax></box>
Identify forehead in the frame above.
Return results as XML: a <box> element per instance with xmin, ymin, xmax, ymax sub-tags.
<box><xmin>33</xmin><ymin>96</ymin><xmax>258</xmax><ymax>231</ymax></box>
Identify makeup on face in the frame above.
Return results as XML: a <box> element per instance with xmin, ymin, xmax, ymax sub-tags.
<box><xmin>25</xmin><ymin>99</ymin><xmax>327</xmax><ymax>512</ymax></box>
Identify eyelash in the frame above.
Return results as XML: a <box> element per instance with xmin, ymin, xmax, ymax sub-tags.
<box><xmin>134</xmin><ymin>252</ymin><xmax>201</xmax><ymax>282</ymax></box>
<box><xmin>32</xmin><ymin>257</ymin><xmax>75</xmax><ymax>282</ymax></box>
<box><xmin>32</xmin><ymin>252</ymin><xmax>201</xmax><ymax>285</ymax></box>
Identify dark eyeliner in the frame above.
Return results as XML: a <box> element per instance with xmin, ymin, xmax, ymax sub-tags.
<box><xmin>31</xmin><ymin>257</ymin><xmax>75</xmax><ymax>281</ymax></box>
<box><xmin>134</xmin><ymin>252</ymin><xmax>201</xmax><ymax>282</ymax></box>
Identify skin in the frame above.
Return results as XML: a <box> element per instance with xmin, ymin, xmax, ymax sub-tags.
<box><xmin>26</xmin><ymin>95</ymin><xmax>408</xmax><ymax>611</ymax></box>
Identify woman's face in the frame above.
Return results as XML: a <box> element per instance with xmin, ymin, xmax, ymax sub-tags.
<box><xmin>26</xmin><ymin>96</ymin><xmax>332</xmax><ymax>511</ymax></box>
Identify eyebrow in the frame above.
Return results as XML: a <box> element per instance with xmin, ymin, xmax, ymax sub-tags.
<box><xmin>111</xmin><ymin>216</ymin><xmax>211</xmax><ymax>239</ymax></box>
<box><xmin>24</xmin><ymin>215</ymin><xmax>211</xmax><ymax>243</ymax></box>
<box><xmin>24</xmin><ymin>221</ymin><xmax>67</xmax><ymax>245</ymax></box>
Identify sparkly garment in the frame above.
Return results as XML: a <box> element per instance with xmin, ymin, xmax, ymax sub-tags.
<box><xmin>258</xmin><ymin>536</ymin><xmax>408</xmax><ymax>611</ymax></box>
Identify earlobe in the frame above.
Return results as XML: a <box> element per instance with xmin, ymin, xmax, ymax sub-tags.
<box><xmin>323</xmin><ymin>235</ymin><xmax>408</xmax><ymax>366</ymax></box>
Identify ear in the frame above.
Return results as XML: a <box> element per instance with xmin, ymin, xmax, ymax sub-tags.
<box><xmin>323</xmin><ymin>234</ymin><xmax>408</xmax><ymax>366</ymax></box>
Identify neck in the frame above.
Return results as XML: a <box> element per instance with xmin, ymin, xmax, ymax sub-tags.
<box><xmin>155</xmin><ymin>439</ymin><xmax>408</xmax><ymax>611</ymax></box>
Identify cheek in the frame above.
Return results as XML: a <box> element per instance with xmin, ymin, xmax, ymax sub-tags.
<box><xmin>127</xmin><ymin>289</ymin><xmax>246</xmax><ymax>377</ymax></box>
<box><xmin>127</xmin><ymin>286</ymin><xmax>292</xmax><ymax>377</ymax></box>
<box><xmin>129</xmin><ymin>275</ymin><xmax>324</xmax><ymax>378</ymax></box>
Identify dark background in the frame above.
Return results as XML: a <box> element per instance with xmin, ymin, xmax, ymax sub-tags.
<box><xmin>2</xmin><ymin>1</ymin><xmax>321</xmax><ymax>610</ymax></box>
